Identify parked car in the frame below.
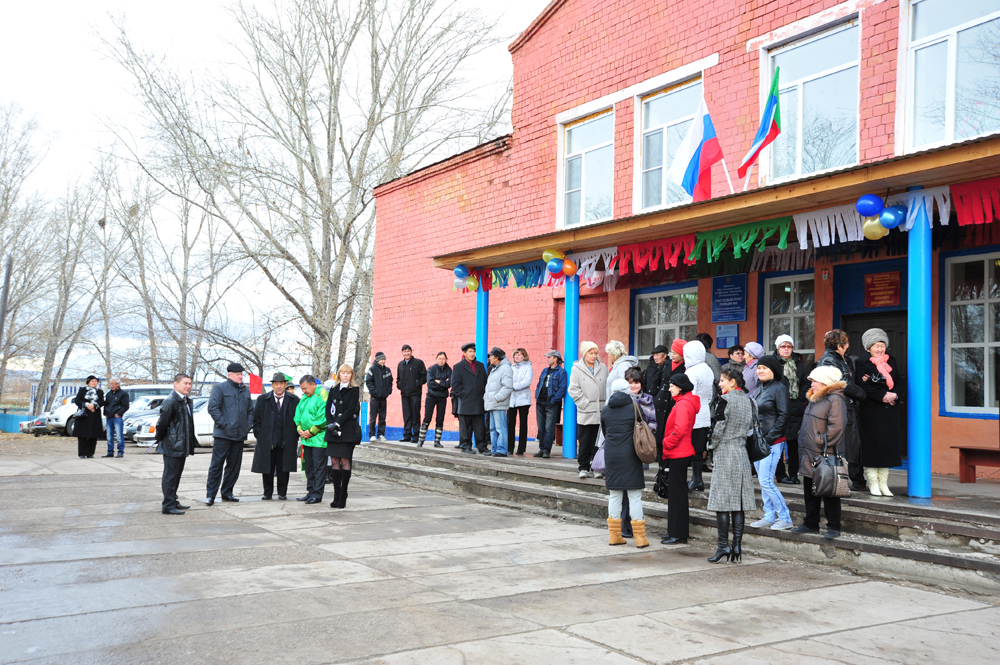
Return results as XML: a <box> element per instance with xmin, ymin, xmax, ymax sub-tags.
<box><xmin>133</xmin><ymin>397</ymin><xmax>231</xmax><ymax>448</ymax></box>
<box><xmin>20</xmin><ymin>413</ymin><xmax>49</xmax><ymax>435</ymax></box>
<box><xmin>46</xmin><ymin>384</ymin><xmax>176</xmax><ymax>437</ymax></box>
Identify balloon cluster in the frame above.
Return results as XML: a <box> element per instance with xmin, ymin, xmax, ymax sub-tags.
<box><xmin>856</xmin><ymin>194</ymin><xmax>907</xmax><ymax>241</ymax></box>
<box><xmin>452</xmin><ymin>264</ymin><xmax>478</xmax><ymax>291</ymax></box>
<box><xmin>542</xmin><ymin>248</ymin><xmax>577</xmax><ymax>277</ymax></box>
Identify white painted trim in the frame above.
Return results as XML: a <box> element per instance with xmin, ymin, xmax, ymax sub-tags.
<box><xmin>555</xmin><ymin>53</ymin><xmax>719</xmax><ymax>125</ymax></box>
<box><xmin>893</xmin><ymin>0</ymin><xmax>910</xmax><ymax>156</ymax></box>
<box><xmin>763</xmin><ymin>274</ymin><xmax>817</xmax><ymax>355</ymax></box>
<box><xmin>747</xmin><ymin>0</ymin><xmax>888</xmax><ymax>52</ymax></box>
<box><xmin>556</xmin><ymin>112</ymin><xmax>616</xmax><ymax>230</ymax></box>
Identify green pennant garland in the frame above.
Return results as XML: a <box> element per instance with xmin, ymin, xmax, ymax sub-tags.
<box><xmin>688</xmin><ymin>216</ymin><xmax>792</xmax><ymax>263</ymax></box>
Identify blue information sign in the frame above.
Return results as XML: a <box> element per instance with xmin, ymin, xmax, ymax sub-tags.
<box><xmin>711</xmin><ymin>274</ymin><xmax>747</xmax><ymax>323</ymax></box>
<box><xmin>716</xmin><ymin>324</ymin><xmax>739</xmax><ymax>350</ymax></box>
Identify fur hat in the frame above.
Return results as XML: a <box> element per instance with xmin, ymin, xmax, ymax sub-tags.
<box><xmin>610</xmin><ymin>378</ymin><xmax>630</xmax><ymax>394</ymax></box>
<box><xmin>807</xmin><ymin>366</ymin><xmax>843</xmax><ymax>386</ymax></box>
<box><xmin>488</xmin><ymin>347</ymin><xmax>505</xmax><ymax>361</ymax></box>
<box><xmin>862</xmin><ymin>328</ymin><xmax>889</xmax><ymax>351</ymax></box>
<box><xmin>461</xmin><ymin>342</ymin><xmax>476</xmax><ymax>352</ymax></box>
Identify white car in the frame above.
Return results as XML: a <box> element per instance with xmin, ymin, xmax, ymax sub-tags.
<box><xmin>134</xmin><ymin>397</ymin><xmax>256</xmax><ymax>448</ymax></box>
<box><xmin>46</xmin><ymin>384</ymin><xmax>176</xmax><ymax>436</ymax></box>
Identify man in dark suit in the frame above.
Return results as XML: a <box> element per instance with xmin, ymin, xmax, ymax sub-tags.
<box><xmin>450</xmin><ymin>342</ymin><xmax>488</xmax><ymax>455</ymax></box>
<box><xmin>155</xmin><ymin>374</ymin><xmax>196</xmax><ymax>515</ymax></box>
<box><xmin>251</xmin><ymin>373</ymin><xmax>300</xmax><ymax>500</ymax></box>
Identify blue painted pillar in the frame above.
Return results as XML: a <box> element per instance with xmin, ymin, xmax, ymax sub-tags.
<box><xmin>907</xmin><ymin>187</ymin><xmax>932</xmax><ymax>499</ymax></box>
<box><xmin>476</xmin><ymin>285</ymin><xmax>489</xmax><ymax>364</ymax></box>
<box><xmin>562</xmin><ymin>274</ymin><xmax>580</xmax><ymax>459</ymax></box>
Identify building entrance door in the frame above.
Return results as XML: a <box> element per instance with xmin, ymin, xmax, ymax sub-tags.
<box><xmin>841</xmin><ymin>311</ymin><xmax>907</xmax><ymax>461</ymax></box>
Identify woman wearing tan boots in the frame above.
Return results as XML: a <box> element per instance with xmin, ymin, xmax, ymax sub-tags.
<box><xmin>601</xmin><ymin>379</ymin><xmax>649</xmax><ymax>548</ymax></box>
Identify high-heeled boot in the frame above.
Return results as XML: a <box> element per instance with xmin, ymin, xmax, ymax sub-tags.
<box><xmin>433</xmin><ymin>428</ymin><xmax>444</xmax><ymax>448</ymax></box>
<box><xmin>328</xmin><ymin>469</ymin><xmax>342</xmax><ymax>508</ymax></box>
<box><xmin>416</xmin><ymin>423</ymin><xmax>428</xmax><ymax>447</ymax></box>
<box><xmin>730</xmin><ymin>510</ymin><xmax>745</xmax><ymax>563</ymax></box>
<box><xmin>337</xmin><ymin>469</ymin><xmax>352</xmax><ymax>508</ymax></box>
<box><xmin>707</xmin><ymin>511</ymin><xmax>731</xmax><ymax>563</ymax></box>
<box><xmin>688</xmin><ymin>456</ymin><xmax>704</xmax><ymax>491</ymax></box>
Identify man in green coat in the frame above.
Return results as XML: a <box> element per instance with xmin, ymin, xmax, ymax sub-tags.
<box><xmin>293</xmin><ymin>375</ymin><xmax>328</xmax><ymax>504</ymax></box>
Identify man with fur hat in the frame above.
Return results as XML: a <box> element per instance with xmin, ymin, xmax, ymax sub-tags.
<box><xmin>206</xmin><ymin>362</ymin><xmax>254</xmax><ymax>505</ymax></box>
<box><xmin>364</xmin><ymin>352</ymin><xmax>392</xmax><ymax>442</ymax></box>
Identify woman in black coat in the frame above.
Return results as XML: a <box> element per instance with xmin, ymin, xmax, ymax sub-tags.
<box><xmin>326</xmin><ymin>363</ymin><xmax>362</xmax><ymax>509</ymax></box>
<box><xmin>73</xmin><ymin>376</ymin><xmax>105</xmax><ymax>458</ymax></box>
<box><xmin>251</xmin><ymin>375</ymin><xmax>300</xmax><ymax>500</ymax></box>
<box><xmin>601</xmin><ymin>379</ymin><xmax>649</xmax><ymax>548</ymax></box>
<box><xmin>857</xmin><ymin>328</ymin><xmax>902</xmax><ymax>497</ymax></box>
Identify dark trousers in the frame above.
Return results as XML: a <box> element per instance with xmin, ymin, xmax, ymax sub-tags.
<box><xmin>77</xmin><ymin>437</ymin><xmax>97</xmax><ymax>457</ymax></box>
<box><xmin>262</xmin><ymin>446</ymin><xmax>289</xmax><ymax>498</ymax></box>
<box><xmin>802</xmin><ymin>475</ymin><xmax>842</xmax><ymax>531</ymax></box>
<box><xmin>423</xmin><ymin>395</ymin><xmax>447</xmax><ymax>429</ymax></box>
<box><xmin>162</xmin><ymin>455</ymin><xmax>186</xmax><ymax>512</ymax></box>
<box><xmin>400</xmin><ymin>394</ymin><xmax>421</xmax><ymax>439</ymax></box>
<box><xmin>536</xmin><ymin>401</ymin><xmax>559</xmax><ymax>453</ymax></box>
<box><xmin>206</xmin><ymin>437</ymin><xmax>244</xmax><ymax>500</ymax></box>
<box><xmin>577</xmin><ymin>424</ymin><xmax>600</xmax><ymax>471</ymax></box>
<box><xmin>775</xmin><ymin>438</ymin><xmax>800</xmax><ymax>480</ymax></box>
<box><xmin>653</xmin><ymin>408</ymin><xmax>666</xmax><ymax>461</ymax></box>
<box><xmin>667</xmin><ymin>456</ymin><xmax>692</xmax><ymax>539</ymax></box>
<box><xmin>368</xmin><ymin>397</ymin><xmax>387</xmax><ymax>438</ymax></box>
<box><xmin>507</xmin><ymin>405</ymin><xmax>530</xmax><ymax>453</ymax></box>
<box><xmin>458</xmin><ymin>414</ymin><xmax>487</xmax><ymax>452</ymax></box>
<box><xmin>304</xmin><ymin>445</ymin><xmax>328</xmax><ymax>500</ymax></box>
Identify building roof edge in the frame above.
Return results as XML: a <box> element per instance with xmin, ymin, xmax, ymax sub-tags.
<box><xmin>508</xmin><ymin>0</ymin><xmax>570</xmax><ymax>55</ymax></box>
<box><xmin>373</xmin><ymin>134</ymin><xmax>512</xmax><ymax>197</ymax></box>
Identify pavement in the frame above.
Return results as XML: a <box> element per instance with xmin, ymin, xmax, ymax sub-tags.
<box><xmin>2</xmin><ymin>434</ymin><xmax>999</xmax><ymax>664</ymax></box>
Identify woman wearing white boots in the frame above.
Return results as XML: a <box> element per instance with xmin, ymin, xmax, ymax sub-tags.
<box><xmin>857</xmin><ymin>328</ymin><xmax>902</xmax><ymax>497</ymax></box>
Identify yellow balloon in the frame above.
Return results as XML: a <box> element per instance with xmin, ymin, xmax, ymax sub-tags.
<box><xmin>542</xmin><ymin>248</ymin><xmax>565</xmax><ymax>262</ymax></box>
<box><xmin>466</xmin><ymin>275</ymin><xmax>479</xmax><ymax>291</ymax></box>
<box><xmin>863</xmin><ymin>218</ymin><xmax>887</xmax><ymax>240</ymax></box>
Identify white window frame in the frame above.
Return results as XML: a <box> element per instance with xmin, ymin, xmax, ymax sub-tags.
<box><xmin>635</xmin><ymin>78</ymin><xmax>703</xmax><ymax>213</ymax></box>
<box><xmin>557</xmin><ymin>110</ymin><xmax>615</xmax><ymax>229</ymax></box>
<box><xmin>758</xmin><ymin>19</ymin><xmax>862</xmax><ymax>186</ymax></box>
<box><xmin>763</xmin><ymin>274</ymin><xmax>816</xmax><ymax>357</ymax></box>
<box><xmin>903</xmin><ymin>0</ymin><xmax>1000</xmax><ymax>152</ymax></box>
<box><xmin>634</xmin><ymin>286</ymin><xmax>700</xmax><ymax>366</ymax></box>
<box><xmin>943</xmin><ymin>251</ymin><xmax>1000</xmax><ymax>415</ymax></box>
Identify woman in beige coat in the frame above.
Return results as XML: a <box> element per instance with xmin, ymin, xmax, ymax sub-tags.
<box><xmin>568</xmin><ymin>341</ymin><xmax>609</xmax><ymax>479</ymax></box>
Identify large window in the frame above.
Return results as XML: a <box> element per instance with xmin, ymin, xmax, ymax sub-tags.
<box><xmin>908</xmin><ymin>0</ymin><xmax>1000</xmax><ymax>149</ymax></box>
<box><xmin>768</xmin><ymin>22</ymin><xmax>859</xmax><ymax>181</ymax></box>
<box><xmin>945</xmin><ymin>253</ymin><xmax>1000</xmax><ymax>413</ymax></box>
<box><xmin>764</xmin><ymin>275</ymin><xmax>816</xmax><ymax>365</ymax></box>
<box><xmin>563</xmin><ymin>111</ymin><xmax>614</xmax><ymax>226</ymax></box>
<box><xmin>635</xmin><ymin>288</ymin><xmax>699</xmax><ymax>369</ymax></box>
<box><xmin>639</xmin><ymin>79</ymin><xmax>702</xmax><ymax>210</ymax></box>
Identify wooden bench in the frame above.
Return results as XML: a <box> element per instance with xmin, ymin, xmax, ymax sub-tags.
<box><xmin>952</xmin><ymin>446</ymin><xmax>1000</xmax><ymax>483</ymax></box>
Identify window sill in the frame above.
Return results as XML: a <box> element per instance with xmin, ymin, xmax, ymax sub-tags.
<box><xmin>939</xmin><ymin>408</ymin><xmax>1000</xmax><ymax>420</ymax></box>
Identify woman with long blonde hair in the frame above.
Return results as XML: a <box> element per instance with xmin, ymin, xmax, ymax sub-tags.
<box><xmin>325</xmin><ymin>363</ymin><xmax>363</xmax><ymax>508</ymax></box>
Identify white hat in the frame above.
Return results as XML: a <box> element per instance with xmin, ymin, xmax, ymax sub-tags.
<box><xmin>610</xmin><ymin>378</ymin><xmax>630</xmax><ymax>394</ymax></box>
<box><xmin>807</xmin><ymin>366</ymin><xmax>843</xmax><ymax>386</ymax></box>
<box><xmin>774</xmin><ymin>334</ymin><xmax>794</xmax><ymax>349</ymax></box>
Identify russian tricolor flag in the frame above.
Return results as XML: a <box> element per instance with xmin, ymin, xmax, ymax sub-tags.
<box><xmin>738</xmin><ymin>67</ymin><xmax>782</xmax><ymax>179</ymax></box>
<box><xmin>667</xmin><ymin>97</ymin><xmax>725</xmax><ymax>202</ymax></box>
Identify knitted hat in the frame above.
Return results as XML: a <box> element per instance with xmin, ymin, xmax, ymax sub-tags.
<box><xmin>670</xmin><ymin>338</ymin><xmax>687</xmax><ymax>356</ymax></box>
<box><xmin>807</xmin><ymin>366</ymin><xmax>843</xmax><ymax>386</ymax></box>
<box><xmin>580</xmin><ymin>340</ymin><xmax>599</xmax><ymax>356</ymax></box>
<box><xmin>862</xmin><ymin>328</ymin><xmax>889</xmax><ymax>351</ymax></box>
<box><xmin>744</xmin><ymin>342</ymin><xmax>765</xmax><ymax>359</ymax></box>
<box><xmin>669</xmin><ymin>373</ymin><xmax>694</xmax><ymax>392</ymax></box>
<box><xmin>774</xmin><ymin>334</ymin><xmax>794</xmax><ymax>349</ymax></box>
<box><xmin>374</xmin><ymin>351</ymin><xmax>386</xmax><ymax>362</ymax></box>
<box><xmin>757</xmin><ymin>355</ymin><xmax>783</xmax><ymax>378</ymax></box>
<box><xmin>610</xmin><ymin>378</ymin><xmax>630</xmax><ymax>394</ymax></box>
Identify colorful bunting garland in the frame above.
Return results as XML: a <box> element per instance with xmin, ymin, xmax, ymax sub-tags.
<box><xmin>950</xmin><ymin>176</ymin><xmax>1000</xmax><ymax>226</ymax></box>
<box><xmin>885</xmin><ymin>186</ymin><xmax>951</xmax><ymax>231</ymax></box>
<box><xmin>688</xmin><ymin>217</ymin><xmax>790</xmax><ymax>263</ymax></box>
<box><xmin>492</xmin><ymin>260</ymin><xmax>548</xmax><ymax>289</ymax></box>
<box><xmin>749</xmin><ymin>241</ymin><xmax>814</xmax><ymax>272</ymax></box>
<box><xmin>619</xmin><ymin>235</ymin><xmax>697</xmax><ymax>275</ymax></box>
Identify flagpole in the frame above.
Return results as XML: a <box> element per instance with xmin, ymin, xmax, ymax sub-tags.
<box><xmin>720</xmin><ymin>158</ymin><xmax>735</xmax><ymax>195</ymax></box>
<box><xmin>742</xmin><ymin>164</ymin><xmax>754</xmax><ymax>193</ymax></box>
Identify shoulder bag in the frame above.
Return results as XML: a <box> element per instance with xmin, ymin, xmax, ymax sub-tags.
<box><xmin>745</xmin><ymin>398</ymin><xmax>770</xmax><ymax>463</ymax></box>
<box><xmin>633</xmin><ymin>401</ymin><xmax>658</xmax><ymax>464</ymax></box>
<box><xmin>812</xmin><ymin>432</ymin><xmax>851</xmax><ymax>498</ymax></box>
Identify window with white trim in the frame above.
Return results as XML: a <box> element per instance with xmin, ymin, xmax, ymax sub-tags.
<box><xmin>639</xmin><ymin>79</ymin><xmax>702</xmax><ymax>210</ymax></box>
<box><xmin>768</xmin><ymin>21</ymin><xmax>859</xmax><ymax>180</ymax></box>
<box><xmin>944</xmin><ymin>252</ymin><xmax>1000</xmax><ymax>413</ymax></box>
<box><xmin>907</xmin><ymin>0</ymin><xmax>1000</xmax><ymax>149</ymax></box>
<box><xmin>764</xmin><ymin>275</ymin><xmax>816</xmax><ymax>366</ymax></box>
<box><xmin>563</xmin><ymin>111</ymin><xmax>614</xmax><ymax>226</ymax></box>
<box><xmin>635</xmin><ymin>288</ymin><xmax>698</xmax><ymax>369</ymax></box>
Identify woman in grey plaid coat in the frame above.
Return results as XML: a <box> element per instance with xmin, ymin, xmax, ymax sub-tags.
<box><xmin>707</xmin><ymin>367</ymin><xmax>757</xmax><ymax>563</ymax></box>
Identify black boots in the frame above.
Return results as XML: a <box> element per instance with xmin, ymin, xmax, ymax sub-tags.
<box><xmin>329</xmin><ymin>469</ymin><xmax>342</xmax><ymax>507</ymax></box>
<box><xmin>330</xmin><ymin>470</ymin><xmax>352</xmax><ymax>508</ymax></box>
<box><xmin>416</xmin><ymin>423</ymin><xmax>428</xmax><ymax>447</ymax></box>
<box><xmin>707</xmin><ymin>511</ymin><xmax>732</xmax><ymax>563</ymax></box>
<box><xmin>433</xmin><ymin>428</ymin><xmax>444</xmax><ymax>448</ymax></box>
<box><xmin>731</xmin><ymin>510</ymin><xmax>745</xmax><ymax>563</ymax></box>
<box><xmin>688</xmin><ymin>456</ymin><xmax>704</xmax><ymax>491</ymax></box>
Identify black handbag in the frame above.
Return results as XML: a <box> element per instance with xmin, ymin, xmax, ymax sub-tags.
<box><xmin>745</xmin><ymin>400</ymin><xmax>770</xmax><ymax>463</ymax></box>
<box><xmin>653</xmin><ymin>466</ymin><xmax>670</xmax><ymax>498</ymax></box>
<box><xmin>812</xmin><ymin>432</ymin><xmax>851</xmax><ymax>498</ymax></box>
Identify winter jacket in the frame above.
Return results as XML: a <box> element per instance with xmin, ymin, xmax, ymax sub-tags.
<box><xmin>772</xmin><ymin>350</ymin><xmax>809</xmax><ymax>442</ymax></box>
<box><xmin>426</xmin><ymin>363</ymin><xmax>452</xmax><ymax>399</ymax></box>
<box><xmin>683</xmin><ymin>341</ymin><xmax>715</xmax><ymax>430</ymax></box>
<box><xmin>754</xmin><ymin>378</ymin><xmax>789</xmax><ymax>445</ymax></box>
<box><xmin>365</xmin><ymin>362</ymin><xmax>393</xmax><ymax>399</ymax></box>
<box><xmin>509</xmin><ymin>360</ymin><xmax>533</xmax><ymax>408</ymax></box>
<box><xmin>73</xmin><ymin>387</ymin><xmax>105</xmax><ymax>439</ymax></box>
<box><xmin>798</xmin><ymin>381</ymin><xmax>848</xmax><ymax>479</ymax></box>
<box><xmin>721</xmin><ymin>360</ymin><xmax>746</xmax><ymax>374</ymax></box>
<box><xmin>103</xmin><ymin>388</ymin><xmax>130</xmax><ymax>418</ymax></box>
<box><xmin>293</xmin><ymin>387</ymin><xmax>328</xmax><ymax>448</ymax></box>
<box><xmin>817</xmin><ymin>349</ymin><xmax>864</xmax><ymax>464</ymax></box>
<box><xmin>708</xmin><ymin>389</ymin><xmax>757</xmax><ymax>512</ymax></box>
<box><xmin>632</xmin><ymin>391</ymin><xmax>657</xmax><ymax>432</ymax></box>
<box><xmin>154</xmin><ymin>391</ymin><xmax>196</xmax><ymax>458</ymax></box>
<box><xmin>654</xmin><ymin>362</ymin><xmax>685</xmax><ymax>412</ymax></box>
<box><xmin>483</xmin><ymin>357</ymin><xmax>514</xmax><ymax>412</ymax></box>
<box><xmin>662</xmin><ymin>391</ymin><xmax>700</xmax><ymax>460</ymax></box>
<box><xmin>600</xmin><ymin>391</ymin><xmax>645</xmax><ymax>491</ymax></box>
<box><xmin>702</xmin><ymin>348</ymin><xmax>723</xmax><ymax>386</ymax></box>
<box><xmin>606</xmin><ymin>354</ymin><xmax>639</xmax><ymax>395</ymax></box>
<box><xmin>451</xmin><ymin>359</ymin><xmax>487</xmax><ymax>415</ymax></box>
<box><xmin>207</xmin><ymin>378</ymin><xmax>254</xmax><ymax>441</ymax></box>
<box><xmin>251</xmin><ymin>391</ymin><xmax>299</xmax><ymax>474</ymax></box>
<box><xmin>568</xmin><ymin>359</ymin><xmax>609</xmax><ymax>426</ymax></box>
<box><xmin>644</xmin><ymin>359</ymin><xmax>666</xmax><ymax>402</ymax></box>
<box><xmin>534</xmin><ymin>365</ymin><xmax>568</xmax><ymax>404</ymax></box>
<box><xmin>325</xmin><ymin>384</ymin><xmax>362</xmax><ymax>444</ymax></box>
<box><xmin>396</xmin><ymin>358</ymin><xmax>427</xmax><ymax>396</ymax></box>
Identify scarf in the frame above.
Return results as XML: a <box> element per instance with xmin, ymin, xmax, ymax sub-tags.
<box><xmin>871</xmin><ymin>353</ymin><xmax>894</xmax><ymax>389</ymax></box>
<box><xmin>85</xmin><ymin>387</ymin><xmax>98</xmax><ymax>405</ymax></box>
<box><xmin>782</xmin><ymin>357</ymin><xmax>799</xmax><ymax>399</ymax></box>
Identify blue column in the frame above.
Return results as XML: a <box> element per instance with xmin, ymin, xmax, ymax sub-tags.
<box><xmin>907</xmin><ymin>187</ymin><xmax>932</xmax><ymax>499</ymax></box>
<box><xmin>476</xmin><ymin>285</ymin><xmax>489</xmax><ymax>364</ymax></box>
<box><xmin>562</xmin><ymin>274</ymin><xmax>580</xmax><ymax>458</ymax></box>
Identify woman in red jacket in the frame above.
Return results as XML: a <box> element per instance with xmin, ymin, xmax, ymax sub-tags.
<box><xmin>660</xmin><ymin>373</ymin><xmax>700</xmax><ymax>545</ymax></box>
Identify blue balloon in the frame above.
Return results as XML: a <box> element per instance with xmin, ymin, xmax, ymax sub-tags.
<box><xmin>454</xmin><ymin>264</ymin><xmax>469</xmax><ymax>279</ymax></box>
<box><xmin>879</xmin><ymin>205</ymin><xmax>906</xmax><ymax>230</ymax></box>
<box><xmin>856</xmin><ymin>194</ymin><xmax>885</xmax><ymax>218</ymax></box>
<box><xmin>546</xmin><ymin>258</ymin><xmax>564</xmax><ymax>274</ymax></box>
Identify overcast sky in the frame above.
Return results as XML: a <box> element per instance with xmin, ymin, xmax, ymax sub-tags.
<box><xmin>0</xmin><ymin>0</ymin><xmax>551</xmax><ymax>199</ymax></box>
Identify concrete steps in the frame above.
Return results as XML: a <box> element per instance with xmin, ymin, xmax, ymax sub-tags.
<box><xmin>354</xmin><ymin>442</ymin><xmax>1000</xmax><ymax>594</ymax></box>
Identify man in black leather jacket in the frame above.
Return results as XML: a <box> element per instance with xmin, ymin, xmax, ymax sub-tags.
<box><xmin>155</xmin><ymin>374</ymin><xmax>197</xmax><ymax>515</ymax></box>
<box><xmin>817</xmin><ymin>330</ymin><xmax>867</xmax><ymax>490</ymax></box>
